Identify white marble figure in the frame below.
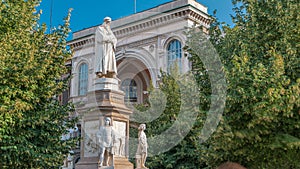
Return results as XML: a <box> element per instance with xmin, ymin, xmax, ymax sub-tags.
<box><xmin>95</xmin><ymin>17</ymin><xmax>118</xmax><ymax>78</ymax></box>
<box><xmin>97</xmin><ymin>117</ymin><xmax>116</xmax><ymax>167</ymax></box>
<box><xmin>112</xmin><ymin>121</ymin><xmax>127</xmax><ymax>157</ymax></box>
<box><xmin>136</xmin><ymin>124</ymin><xmax>148</xmax><ymax>169</ymax></box>
<box><xmin>119</xmin><ymin>137</ymin><xmax>125</xmax><ymax>156</ymax></box>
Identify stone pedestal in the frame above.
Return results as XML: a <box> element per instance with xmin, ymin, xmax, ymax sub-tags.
<box><xmin>135</xmin><ymin>155</ymin><xmax>148</xmax><ymax>169</ymax></box>
<box><xmin>75</xmin><ymin>78</ymin><xmax>134</xmax><ymax>169</ymax></box>
<box><xmin>135</xmin><ymin>155</ymin><xmax>142</xmax><ymax>169</ymax></box>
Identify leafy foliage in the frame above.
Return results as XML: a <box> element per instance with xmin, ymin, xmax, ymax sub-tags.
<box><xmin>132</xmin><ymin>0</ymin><xmax>299</xmax><ymax>168</ymax></box>
<box><xmin>193</xmin><ymin>0</ymin><xmax>300</xmax><ymax>168</ymax></box>
<box><xmin>0</xmin><ymin>1</ymin><xmax>77</xmax><ymax>168</ymax></box>
<box><xmin>131</xmin><ymin>67</ymin><xmax>206</xmax><ymax>169</ymax></box>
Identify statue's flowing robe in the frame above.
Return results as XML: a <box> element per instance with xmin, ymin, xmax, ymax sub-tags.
<box><xmin>95</xmin><ymin>25</ymin><xmax>117</xmax><ymax>75</ymax></box>
<box><xmin>136</xmin><ymin>131</ymin><xmax>148</xmax><ymax>154</ymax></box>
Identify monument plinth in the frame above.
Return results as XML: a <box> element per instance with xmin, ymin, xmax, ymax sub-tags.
<box><xmin>76</xmin><ymin>16</ymin><xmax>133</xmax><ymax>169</ymax></box>
<box><xmin>75</xmin><ymin>78</ymin><xmax>134</xmax><ymax>169</ymax></box>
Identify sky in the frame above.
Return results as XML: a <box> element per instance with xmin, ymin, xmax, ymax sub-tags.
<box><xmin>37</xmin><ymin>0</ymin><xmax>235</xmax><ymax>37</ymax></box>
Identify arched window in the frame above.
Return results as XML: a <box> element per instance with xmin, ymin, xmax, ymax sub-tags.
<box><xmin>167</xmin><ymin>39</ymin><xmax>182</xmax><ymax>72</ymax></box>
<box><xmin>78</xmin><ymin>63</ymin><xmax>88</xmax><ymax>96</ymax></box>
<box><xmin>121</xmin><ymin>79</ymin><xmax>137</xmax><ymax>102</ymax></box>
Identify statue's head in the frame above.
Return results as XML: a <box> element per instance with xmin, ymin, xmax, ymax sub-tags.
<box><xmin>104</xmin><ymin>117</ymin><xmax>111</xmax><ymax>126</ymax></box>
<box><xmin>103</xmin><ymin>16</ymin><xmax>112</xmax><ymax>25</ymax></box>
<box><xmin>139</xmin><ymin>124</ymin><xmax>146</xmax><ymax>130</ymax></box>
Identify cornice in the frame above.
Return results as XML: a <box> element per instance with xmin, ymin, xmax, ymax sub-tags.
<box><xmin>68</xmin><ymin>36</ymin><xmax>94</xmax><ymax>51</ymax></box>
<box><xmin>68</xmin><ymin>5</ymin><xmax>211</xmax><ymax>51</ymax></box>
<box><xmin>113</xmin><ymin>7</ymin><xmax>210</xmax><ymax>39</ymax></box>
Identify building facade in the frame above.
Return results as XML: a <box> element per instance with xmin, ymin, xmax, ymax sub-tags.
<box><xmin>64</xmin><ymin>0</ymin><xmax>210</xmax><ymax>168</ymax></box>
<box><xmin>68</xmin><ymin>0</ymin><xmax>210</xmax><ymax>105</ymax></box>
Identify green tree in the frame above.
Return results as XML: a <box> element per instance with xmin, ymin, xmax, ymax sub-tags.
<box><xmin>0</xmin><ymin>1</ymin><xmax>76</xmax><ymax>168</ymax></box>
<box><xmin>190</xmin><ymin>0</ymin><xmax>300</xmax><ymax>168</ymax></box>
<box><xmin>131</xmin><ymin>66</ymin><xmax>206</xmax><ymax>169</ymax></box>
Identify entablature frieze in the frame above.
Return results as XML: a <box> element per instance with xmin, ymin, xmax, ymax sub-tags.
<box><xmin>113</xmin><ymin>8</ymin><xmax>210</xmax><ymax>39</ymax></box>
<box><xmin>68</xmin><ymin>36</ymin><xmax>95</xmax><ymax>51</ymax></box>
<box><xmin>116</xmin><ymin>36</ymin><xmax>158</xmax><ymax>52</ymax></box>
<box><xmin>67</xmin><ymin>6</ymin><xmax>210</xmax><ymax>53</ymax></box>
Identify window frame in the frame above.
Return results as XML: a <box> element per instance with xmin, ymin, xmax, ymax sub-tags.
<box><xmin>121</xmin><ymin>79</ymin><xmax>138</xmax><ymax>103</ymax></box>
<box><xmin>167</xmin><ymin>39</ymin><xmax>182</xmax><ymax>72</ymax></box>
<box><xmin>78</xmin><ymin>63</ymin><xmax>88</xmax><ymax>96</ymax></box>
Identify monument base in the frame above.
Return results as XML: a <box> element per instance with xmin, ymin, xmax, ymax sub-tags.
<box><xmin>76</xmin><ymin>77</ymin><xmax>133</xmax><ymax>169</ymax></box>
<box><xmin>94</xmin><ymin>78</ymin><xmax>120</xmax><ymax>91</ymax></box>
<box><xmin>135</xmin><ymin>155</ymin><xmax>148</xmax><ymax>169</ymax></box>
<box><xmin>75</xmin><ymin>157</ymin><xmax>133</xmax><ymax>169</ymax></box>
<box><xmin>75</xmin><ymin>157</ymin><xmax>98</xmax><ymax>169</ymax></box>
<box><xmin>114</xmin><ymin>157</ymin><xmax>134</xmax><ymax>169</ymax></box>
<box><xmin>99</xmin><ymin>167</ymin><xmax>114</xmax><ymax>169</ymax></box>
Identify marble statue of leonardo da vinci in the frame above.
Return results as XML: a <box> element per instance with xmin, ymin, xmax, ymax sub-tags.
<box><xmin>95</xmin><ymin>17</ymin><xmax>117</xmax><ymax>78</ymax></box>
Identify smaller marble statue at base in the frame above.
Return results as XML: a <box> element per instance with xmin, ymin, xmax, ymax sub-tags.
<box><xmin>135</xmin><ymin>124</ymin><xmax>148</xmax><ymax>169</ymax></box>
<box><xmin>97</xmin><ymin>117</ymin><xmax>116</xmax><ymax>168</ymax></box>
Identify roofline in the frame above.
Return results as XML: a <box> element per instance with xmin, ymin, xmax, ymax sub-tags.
<box><xmin>72</xmin><ymin>0</ymin><xmax>208</xmax><ymax>34</ymax></box>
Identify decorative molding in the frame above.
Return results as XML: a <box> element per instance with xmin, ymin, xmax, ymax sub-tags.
<box><xmin>69</xmin><ymin>37</ymin><xmax>95</xmax><ymax>51</ymax></box>
<box><xmin>68</xmin><ymin>8</ymin><xmax>210</xmax><ymax>53</ymax></box>
<box><xmin>72</xmin><ymin>53</ymin><xmax>95</xmax><ymax>61</ymax></box>
<box><xmin>186</xmin><ymin>10</ymin><xmax>211</xmax><ymax>26</ymax></box>
<box><xmin>113</xmin><ymin>8</ymin><xmax>210</xmax><ymax>39</ymax></box>
<box><xmin>116</xmin><ymin>36</ymin><xmax>158</xmax><ymax>52</ymax></box>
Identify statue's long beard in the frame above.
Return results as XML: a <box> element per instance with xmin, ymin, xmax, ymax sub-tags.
<box><xmin>102</xmin><ymin>22</ymin><xmax>110</xmax><ymax>28</ymax></box>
